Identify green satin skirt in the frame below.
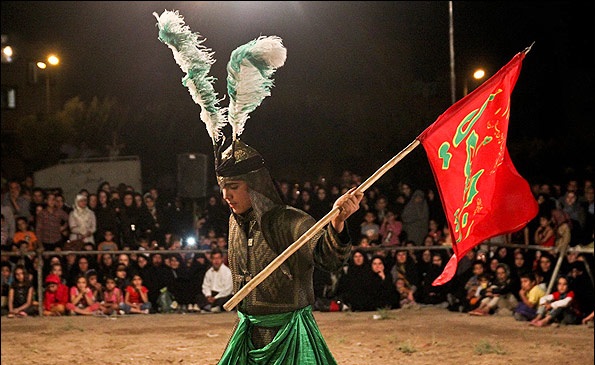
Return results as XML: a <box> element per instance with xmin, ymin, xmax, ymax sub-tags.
<box><xmin>217</xmin><ymin>306</ymin><xmax>337</xmax><ymax>365</ymax></box>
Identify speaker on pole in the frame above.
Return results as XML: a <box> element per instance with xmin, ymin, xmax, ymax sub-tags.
<box><xmin>177</xmin><ymin>153</ymin><xmax>207</xmax><ymax>198</ymax></box>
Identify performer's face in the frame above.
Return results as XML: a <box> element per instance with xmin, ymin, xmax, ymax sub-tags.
<box><xmin>222</xmin><ymin>180</ymin><xmax>252</xmax><ymax>214</ymax></box>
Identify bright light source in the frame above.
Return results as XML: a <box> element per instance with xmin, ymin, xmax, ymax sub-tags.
<box><xmin>473</xmin><ymin>69</ymin><xmax>485</xmax><ymax>80</ymax></box>
<box><xmin>186</xmin><ymin>237</ymin><xmax>196</xmax><ymax>246</ymax></box>
<box><xmin>3</xmin><ymin>46</ymin><xmax>13</xmax><ymax>57</ymax></box>
<box><xmin>47</xmin><ymin>54</ymin><xmax>60</xmax><ymax>66</ymax></box>
<box><xmin>37</xmin><ymin>61</ymin><xmax>47</xmax><ymax>69</ymax></box>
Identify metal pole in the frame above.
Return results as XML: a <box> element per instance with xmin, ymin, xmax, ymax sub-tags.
<box><xmin>45</xmin><ymin>71</ymin><xmax>51</xmax><ymax>114</ymax></box>
<box><xmin>449</xmin><ymin>1</ymin><xmax>456</xmax><ymax>104</ymax></box>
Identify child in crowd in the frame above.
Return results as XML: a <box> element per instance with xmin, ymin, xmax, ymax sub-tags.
<box><xmin>469</xmin><ymin>263</ymin><xmax>517</xmax><ymax>316</ymax></box>
<box><xmin>530</xmin><ymin>276</ymin><xmax>581</xmax><ymax>327</ymax></box>
<box><xmin>7</xmin><ymin>265</ymin><xmax>36</xmax><ymax>317</ymax></box>
<box><xmin>120</xmin><ymin>273</ymin><xmax>151</xmax><ymax>314</ymax></box>
<box><xmin>513</xmin><ymin>272</ymin><xmax>545</xmax><ymax>321</ymax></box>
<box><xmin>100</xmin><ymin>276</ymin><xmax>122</xmax><ymax>315</ymax></box>
<box><xmin>42</xmin><ymin>273</ymin><xmax>69</xmax><ymax>316</ymax></box>
<box><xmin>86</xmin><ymin>270</ymin><xmax>104</xmax><ymax>303</ymax></box>
<box><xmin>360</xmin><ymin>211</ymin><xmax>380</xmax><ymax>243</ymax></box>
<box><xmin>395</xmin><ymin>277</ymin><xmax>417</xmax><ymax>308</ymax></box>
<box><xmin>13</xmin><ymin>217</ymin><xmax>39</xmax><ymax>251</ymax></box>
<box><xmin>97</xmin><ymin>230</ymin><xmax>119</xmax><ymax>253</ymax></box>
<box><xmin>114</xmin><ymin>264</ymin><xmax>130</xmax><ymax>294</ymax></box>
<box><xmin>66</xmin><ymin>274</ymin><xmax>100</xmax><ymax>315</ymax></box>
<box><xmin>468</xmin><ymin>273</ymin><xmax>492</xmax><ymax>313</ymax></box>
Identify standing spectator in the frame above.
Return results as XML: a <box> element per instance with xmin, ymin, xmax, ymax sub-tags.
<box><xmin>379</xmin><ymin>210</ymin><xmax>402</xmax><ymax>246</ymax></box>
<box><xmin>97</xmin><ymin>230</ymin><xmax>119</xmax><ymax>256</ymax></box>
<box><xmin>68</xmin><ymin>194</ymin><xmax>96</xmax><ymax>246</ymax></box>
<box><xmin>360</xmin><ymin>211</ymin><xmax>380</xmax><ymax>244</ymax></box>
<box><xmin>551</xmin><ymin>209</ymin><xmax>572</xmax><ymax>250</ymax></box>
<box><xmin>120</xmin><ymin>273</ymin><xmax>151</xmax><ymax>314</ymax></box>
<box><xmin>29</xmin><ymin>188</ymin><xmax>46</xmax><ymax>225</ymax></box>
<box><xmin>401</xmin><ymin>189</ymin><xmax>429</xmax><ymax>246</ymax></box>
<box><xmin>580</xmin><ymin>185</ymin><xmax>594</xmax><ymax>244</ymax></box>
<box><xmin>198</xmin><ymin>248</ymin><xmax>233</xmax><ymax>313</ymax></box>
<box><xmin>35</xmin><ymin>192</ymin><xmax>69</xmax><ymax>251</ymax></box>
<box><xmin>55</xmin><ymin>192</ymin><xmax>73</xmax><ymax>215</ymax></box>
<box><xmin>534</xmin><ymin>214</ymin><xmax>555</xmax><ymax>247</ymax></box>
<box><xmin>13</xmin><ymin>217</ymin><xmax>39</xmax><ymax>252</ymax></box>
<box><xmin>7</xmin><ymin>265</ymin><xmax>36</xmax><ymax>317</ymax></box>
<box><xmin>2</xmin><ymin>179</ymin><xmax>31</xmax><ymax>222</ymax></box>
<box><xmin>1</xmin><ymin>205</ymin><xmax>16</xmax><ymax>244</ymax></box>
<box><xmin>118</xmin><ymin>192</ymin><xmax>152</xmax><ymax>249</ymax></box>
<box><xmin>42</xmin><ymin>273</ymin><xmax>69</xmax><ymax>316</ymax></box>
<box><xmin>93</xmin><ymin>189</ymin><xmax>119</xmax><ymax>245</ymax></box>
<box><xmin>310</xmin><ymin>187</ymin><xmax>332</xmax><ymax>221</ymax></box>
<box><xmin>143</xmin><ymin>193</ymin><xmax>166</xmax><ymax>244</ymax></box>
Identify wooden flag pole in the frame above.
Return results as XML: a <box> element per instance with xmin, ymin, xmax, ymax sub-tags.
<box><xmin>223</xmin><ymin>139</ymin><xmax>421</xmax><ymax>311</ymax></box>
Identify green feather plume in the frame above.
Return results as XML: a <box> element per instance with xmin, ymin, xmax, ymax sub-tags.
<box><xmin>153</xmin><ymin>10</ymin><xmax>227</xmax><ymax>144</ymax></box>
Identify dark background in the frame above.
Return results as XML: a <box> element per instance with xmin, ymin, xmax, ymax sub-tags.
<box><xmin>2</xmin><ymin>1</ymin><xmax>593</xmax><ymax>192</ymax></box>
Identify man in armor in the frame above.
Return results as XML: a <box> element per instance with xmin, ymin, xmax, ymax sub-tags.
<box><xmin>216</xmin><ymin>139</ymin><xmax>363</xmax><ymax>364</ymax></box>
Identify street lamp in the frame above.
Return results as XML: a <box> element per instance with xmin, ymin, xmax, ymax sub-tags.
<box><xmin>36</xmin><ymin>54</ymin><xmax>60</xmax><ymax>113</ymax></box>
<box><xmin>463</xmin><ymin>68</ymin><xmax>486</xmax><ymax>97</ymax></box>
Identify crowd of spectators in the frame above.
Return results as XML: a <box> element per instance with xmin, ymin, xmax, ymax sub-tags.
<box><xmin>1</xmin><ymin>169</ymin><xmax>593</xmax><ymax>328</ymax></box>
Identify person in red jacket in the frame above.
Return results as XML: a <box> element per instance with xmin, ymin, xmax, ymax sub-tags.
<box><xmin>42</xmin><ymin>273</ymin><xmax>69</xmax><ymax>316</ymax></box>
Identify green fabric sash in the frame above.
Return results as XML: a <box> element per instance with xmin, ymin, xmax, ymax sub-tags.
<box><xmin>217</xmin><ymin>306</ymin><xmax>337</xmax><ymax>365</ymax></box>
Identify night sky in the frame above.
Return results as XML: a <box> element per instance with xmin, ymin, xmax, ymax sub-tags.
<box><xmin>2</xmin><ymin>1</ymin><xmax>593</xmax><ymax>191</ymax></box>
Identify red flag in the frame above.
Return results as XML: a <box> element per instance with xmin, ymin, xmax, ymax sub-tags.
<box><xmin>417</xmin><ymin>51</ymin><xmax>538</xmax><ymax>286</ymax></box>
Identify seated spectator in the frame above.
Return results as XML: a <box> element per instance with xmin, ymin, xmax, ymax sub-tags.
<box><xmin>120</xmin><ymin>273</ymin><xmax>151</xmax><ymax>314</ymax></box>
<box><xmin>99</xmin><ymin>276</ymin><xmax>123</xmax><ymax>316</ymax></box>
<box><xmin>86</xmin><ymin>269</ymin><xmax>104</xmax><ymax>303</ymax></box>
<box><xmin>199</xmin><ymin>248</ymin><xmax>233</xmax><ymax>313</ymax></box>
<box><xmin>531</xmin><ymin>276</ymin><xmax>581</xmax><ymax>326</ymax></box>
<box><xmin>463</xmin><ymin>261</ymin><xmax>488</xmax><ymax>312</ymax></box>
<box><xmin>468</xmin><ymin>274</ymin><xmax>492</xmax><ymax>314</ymax></box>
<box><xmin>513</xmin><ymin>272</ymin><xmax>545</xmax><ymax>321</ymax></box>
<box><xmin>42</xmin><ymin>273</ymin><xmax>69</xmax><ymax>316</ymax></box>
<box><xmin>7</xmin><ymin>265</ymin><xmax>37</xmax><ymax>317</ymax></box>
<box><xmin>336</xmin><ymin>249</ymin><xmax>377</xmax><ymax>311</ymax></box>
<box><xmin>395</xmin><ymin>277</ymin><xmax>417</xmax><ymax>309</ymax></box>
<box><xmin>369</xmin><ymin>255</ymin><xmax>399</xmax><ymax>310</ymax></box>
<box><xmin>469</xmin><ymin>263</ymin><xmax>517</xmax><ymax>316</ymax></box>
<box><xmin>66</xmin><ymin>274</ymin><xmax>100</xmax><ymax>315</ymax></box>
<box><xmin>417</xmin><ymin>252</ymin><xmax>450</xmax><ymax>307</ymax></box>
<box><xmin>114</xmin><ymin>264</ymin><xmax>131</xmax><ymax>295</ymax></box>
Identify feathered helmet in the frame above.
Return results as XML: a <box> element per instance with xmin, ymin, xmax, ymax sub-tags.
<box><xmin>154</xmin><ymin>10</ymin><xmax>286</xmax><ymax>187</ymax></box>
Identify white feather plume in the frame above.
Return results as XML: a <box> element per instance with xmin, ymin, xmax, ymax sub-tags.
<box><xmin>226</xmin><ymin>36</ymin><xmax>287</xmax><ymax>139</ymax></box>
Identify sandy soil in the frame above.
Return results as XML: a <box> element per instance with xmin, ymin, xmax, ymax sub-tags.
<box><xmin>1</xmin><ymin>307</ymin><xmax>593</xmax><ymax>365</ymax></box>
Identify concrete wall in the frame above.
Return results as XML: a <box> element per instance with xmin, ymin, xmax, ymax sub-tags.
<box><xmin>34</xmin><ymin>156</ymin><xmax>142</xmax><ymax>204</ymax></box>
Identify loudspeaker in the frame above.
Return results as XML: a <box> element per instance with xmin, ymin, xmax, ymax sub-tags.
<box><xmin>177</xmin><ymin>153</ymin><xmax>208</xmax><ymax>198</ymax></box>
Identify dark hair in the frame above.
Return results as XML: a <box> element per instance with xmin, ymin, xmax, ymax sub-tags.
<box><xmin>210</xmin><ymin>247</ymin><xmax>223</xmax><ymax>257</ymax></box>
<box><xmin>519</xmin><ymin>271</ymin><xmax>536</xmax><ymax>282</ymax></box>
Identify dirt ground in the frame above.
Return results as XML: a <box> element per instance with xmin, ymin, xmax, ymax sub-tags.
<box><xmin>1</xmin><ymin>306</ymin><xmax>593</xmax><ymax>365</ymax></box>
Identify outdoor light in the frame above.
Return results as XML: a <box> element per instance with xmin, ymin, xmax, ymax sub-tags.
<box><xmin>185</xmin><ymin>237</ymin><xmax>196</xmax><ymax>247</ymax></box>
<box><xmin>36</xmin><ymin>53</ymin><xmax>60</xmax><ymax>113</ymax></box>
